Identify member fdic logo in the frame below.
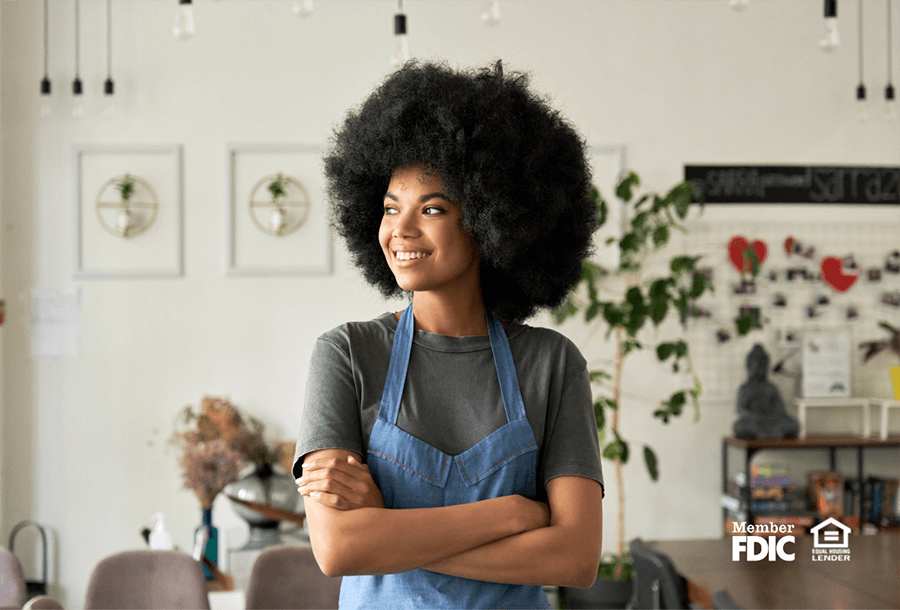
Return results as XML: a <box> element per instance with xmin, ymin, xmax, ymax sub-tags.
<box><xmin>731</xmin><ymin>522</ymin><xmax>796</xmax><ymax>561</ymax></box>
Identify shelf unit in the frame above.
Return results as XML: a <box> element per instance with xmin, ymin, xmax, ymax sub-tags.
<box><xmin>721</xmin><ymin>435</ymin><xmax>900</xmax><ymax>530</ymax></box>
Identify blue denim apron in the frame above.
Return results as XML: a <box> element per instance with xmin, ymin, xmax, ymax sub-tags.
<box><xmin>339</xmin><ymin>304</ymin><xmax>549</xmax><ymax>609</ymax></box>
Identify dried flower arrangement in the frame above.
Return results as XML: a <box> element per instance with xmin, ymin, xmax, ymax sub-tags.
<box><xmin>170</xmin><ymin>396</ymin><xmax>295</xmax><ymax>509</ymax></box>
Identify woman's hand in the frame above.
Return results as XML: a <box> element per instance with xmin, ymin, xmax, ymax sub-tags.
<box><xmin>297</xmin><ymin>454</ymin><xmax>384</xmax><ymax>511</ymax></box>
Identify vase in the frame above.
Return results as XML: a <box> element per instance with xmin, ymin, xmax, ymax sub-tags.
<box><xmin>225</xmin><ymin>463</ymin><xmax>300</xmax><ymax>550</ymax></box>
<box><xmin>196</xmin><ymin>508</ymin><xmax>218</xmax><ymax>581</ymax></box>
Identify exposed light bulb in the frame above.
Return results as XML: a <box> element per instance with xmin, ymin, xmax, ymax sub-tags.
<box><xmin>174</xmin><ymin>0</ymin><xmax>195</xmax><ymax>40</ymax></box>
<box><xmin>728</xmin><ymin>0</ymin><xmax>749</xmax><ymax>11</ymax></box>
<box><xmin>856</xmin><ymin>84</ymin><xmax>868</xmax><ymax>122</ymax></box>
<box><xmin>886</xmin><ymin>84</ymin><xmax>898</xmax><ymax>122</ymax></box>
<box><xmin>103</xmin><ymin>78</ymin><xmax>116</xmax><ymax>118</ymax></box>
<box><xmin>72</xmin><ymin>78</ymin><xmax>84</xmax><ymax>118</ymax></box>
<box><xmin>391</xmin><ymin>12</ymin><xmax>409</xmax><ymax>67</ymax></box>
<box><xmin>820</xmin><ymin>0</ymin><xmax>839</xmax><ymax>51</ymax></box>
<box><xmin>292</xmin><ymin>0</ymin><xmax>314</xmax><ymax>17</ymax></box>
<box><xmin>482</xmin><ymin>0</ymin><xmax>500</xmax><ymax>25</ymax></box>
<box><xmin>40</xmin><ymin>76</ymin><xmax>51</xmax><ymax>118</ymax></box>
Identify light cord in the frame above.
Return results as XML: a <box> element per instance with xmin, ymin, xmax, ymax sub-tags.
<box><xmin>74</xmin><ymin>0</ymin><xmax>80</xmax><ymax>78</ymax></box>
<box><xmin>43</xmin><ymin>0</ymin><xmax>49</xmax><ymax>77</ymax></box>
<box><xmin>888</xmin><ymin>0</ymin><xmax>894</xmax><ymax>83</ymax></box>
<box><xmin>107</xmin><ymin>0</ymin><xmax>112</xmax><ymax>79</ymax></box>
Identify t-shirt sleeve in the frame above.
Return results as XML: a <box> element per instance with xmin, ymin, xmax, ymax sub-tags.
<box><xmin>292</xmin><ymin>335</ymin><xmax>364</xmax><ymax>478</ymax></box>
<box><xmin>540</xmin><ymin>348</ymin><xmax>604</xmax><ymax>497</ymax></box>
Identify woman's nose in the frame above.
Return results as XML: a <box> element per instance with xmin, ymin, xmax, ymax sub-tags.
<box><xmin>392</xmin><ymin>210</ymin><xmax>420</xmax><ymax>238</ymax></box>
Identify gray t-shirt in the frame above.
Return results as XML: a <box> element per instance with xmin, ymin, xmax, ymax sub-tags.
<box><xmin>293</xmin><ymin>312</ymin><xmax>603</xmax><ymax>501</ymax></box>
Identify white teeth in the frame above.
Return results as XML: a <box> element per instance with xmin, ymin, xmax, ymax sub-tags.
<box><xmin>395</xmin><ymin>251</ymin><xmax>430</xmax><ymax>260</ymax></box>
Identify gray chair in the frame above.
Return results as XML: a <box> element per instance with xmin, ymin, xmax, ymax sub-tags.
<box><xmin>83</xmin><ymin>550</ymin><xmax>210</xmax><ymax>610</ymax></box>
<box><xmin>712</xmin><ymin>589</ymin><xmax>743</xmax><ymax>609</ymax></box>
<box><xmin>0</xmin><ymin>547</ymin><xmax>27</xmax><ymax>609</ymax></box>
<box><xmin>629</xmin><ymin>538</ymin><xmax>690</xmax><ymax>609</ymax></box>
<box><xmin>244</xmin><ymin>546</ymin><xmax>341</xmax><ymax>610</ymax></box>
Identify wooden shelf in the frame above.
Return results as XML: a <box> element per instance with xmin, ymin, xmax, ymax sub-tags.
<box><xmin>723</xmin><ymin>434</ymin><xmax>900</xmax><ymax>450</ymax></box>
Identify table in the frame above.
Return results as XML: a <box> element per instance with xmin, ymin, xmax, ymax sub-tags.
<box><xmin>651</xmin><ymin>532</ymin><xmax>899</xmax><ymax>610</ymax></box>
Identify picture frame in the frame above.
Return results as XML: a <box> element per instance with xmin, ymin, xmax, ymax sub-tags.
<box><xmin>226</xmin><ymin>143</ymin><xmax>332</xmax><ymax>276</ymax></box>
<box><xmin>74</xmin><ymin>144</ymin><xmax>184</xmax><ymax>278</ymax></box>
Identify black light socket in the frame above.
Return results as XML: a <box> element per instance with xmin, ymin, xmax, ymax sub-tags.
<box><xmin>104</xmin><ymin>78</ymin><xmax>114</xmax><ymax>96</ymax></box>
<box><xmin>856</xmin><ymin>83</ymin><xmax>866</xmax><ymax>101</ymax></box>
<box><xmin>394</xmin><ymin>13</ymin><xmax>407</xmax><ymax>35</ymax></box>
<box><xmin>180</xmin><ymin>0</ymin><xmax>192</xmax><ymax>4</ymax></box>
<box><xmin>72</xmin><ymin>78</ymin><xmax>83</xmax><ymax>95</ymax></box>
<box><xmin>887</xmin><ymin>84</ymin><xmax>896</xmax><ymax>101</ymax></box>
<box><xmin>41</xmin><ymin>76</ymin><xmax>51</xmax><ymax>95</ymax></box>
<box><xmin>824</xmin><ymin>0</ymin><xmax>837</xmax><ymax>18</ymax></box>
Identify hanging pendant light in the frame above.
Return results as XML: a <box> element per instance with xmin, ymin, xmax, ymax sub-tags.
<box><xmin>174</xmin><ymin>0</ymin><xmax>195</xmax><ymax>40</ymax></box>
<box><xmin>855</xmin><ymin>0</ymin><xmax>867</xmax><ymax>122</ymax></box>
<box><xmin>482</xmin><ymin>0</ymin><xmax>501</xmax><ymax>25</ymax></box>
<box><xmin>391</xmin><ymin>0</ymin><xmax>410</xmax><ymax>67</ymax></box>
<box><xmin>292</xmin><ymin>0</ymin><xmax>314</xmax><ymax>17</ymax></box>
<box><xmin>103</xmin><ymin>0</ymin><xmax>116</xmax><ymax>118</ymax></box>
<box><xmin>886</xmin><ymin>0</ymin><xmax>898</xmax><ymax>122</ymax></box>
<box><xmin>821</xmin><ymin>0</ymin><xmax>839</xmax><ymax>51</ymax></box>
<box><xmin>40</xmin><ymin>0</ymin><xmax>51</xmax><ymax>117</ymax></box>
<box><xmin>72</xmin><ymin>0</ymin><xmax>84</xmax><ymax>118</ymax></box>
<box><xmin>728</xmin><ymin>0</ymin><xmax>750</xmax><ymax>11</ymax></box>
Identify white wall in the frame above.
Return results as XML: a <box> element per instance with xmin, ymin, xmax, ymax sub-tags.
<box><xmin>1</xmin><ymin>0</ymin><xmax>898</xmax><ymax>605</ymax></box>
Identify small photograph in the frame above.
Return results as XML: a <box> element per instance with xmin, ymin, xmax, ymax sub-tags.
<box><xmin>693</xmin><ymin>267</ymin><xmax>714</xmax><ymax>283</ymax></box>
<box><xmin>690</xmin><ymin>305</ymin><xmax>712</xmax><ymax>318</ymax></box>
<box><xmin>787</xmin><ymin>268</ymin><xmax>808</xmax><ymax>282</ymax></box>
<box><xmin>846</xmin><ymin>306</ymin><xmax>859</xmax><ymax>320</ymax></box>
<box><xmin>886</xmin><ymin>250</ymin><xmax>900</xmax><ymax>274</ymax></box>
<box><xmin>816</xmin><ymin>293</ymin><xmax>830</xmax><ymax>306</ymax></box>
<box><xmin>734</xmin><ymin>278</ymin><xmax>757</xmax><ymax>295</ymax></box>
<box><xmin>768</xmin><ymin>270</ymin><xmax>778</xmax><ymax>282</ymax></box>
<box><xmin>738</xmin><ymin>305</ymin><xmax>763</xmax><ymax>329</ymax></box>
<box><xmin>868</xmin><ymin>268</ymin><xmax>883</xmax><ymax>282</ymax></box>
<box><xmin>842</xmin><ymin>255</ymin><xmax>860</xmax><ymax>272</ymax></box>
<box><xmin>806</xmin><ymin>305</ymin><xmax>820</xmax><ymax>319</ymax></box>
<box><xmin>775</xmin><ymin>327</ymin><xmax>800</xmax><ymax>348</ymax></box>
<box><xmin>715</xmin><ymin>328</ymin><xmax>731</xmax><ymax>343</ymax></box>
<box><xmin>773</xmin><ymin>293</ymin><xmax>787</xmax><ymax>308</ymax></box>
<box><xmin>882</xmin><ymin>291</ymin><xmax>900</xmax><ymax>308</ymax></box>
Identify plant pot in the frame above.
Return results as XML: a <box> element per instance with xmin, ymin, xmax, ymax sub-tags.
<box><xmin>559</xmin><ymin>578</ymin><xmax>633</xmax><ymax>610</ymax></box>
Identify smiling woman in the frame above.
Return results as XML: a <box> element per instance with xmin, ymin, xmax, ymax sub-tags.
<box><xmin>294</xmin><ymin>61</ymin><xmax>604</xmax><ymax>609</ymax></box>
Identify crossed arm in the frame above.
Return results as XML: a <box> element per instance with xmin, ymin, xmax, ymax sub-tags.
<box><xmin>297</xmin><ymin>448</ymin><xmax>603</xmax><ymax>589</ymax></box>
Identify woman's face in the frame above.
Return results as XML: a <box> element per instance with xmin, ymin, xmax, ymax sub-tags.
<box><xmin>379</xmin><ymin>166</ymin><xmax>480</xmax><ymax>296</ymax></box>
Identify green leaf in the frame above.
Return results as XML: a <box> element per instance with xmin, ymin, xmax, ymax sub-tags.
<box><xmin>620</xmin><ymin>338</ymin><xmax>642</xmax><ymax>356</ymax></box>
<box><xmin>550</xmin><ymin>294</ymin><xmax>578</xmax><ymax>324</ymax></box>
<box><xmin>619</xmin><ymin>232</ymin><xmax>641</xmax><ymax>254</ymax></box>
<box><xmin>656</xmin><ymin>342</ymin><xmax>674</xmax><ymax>361</ymax></box>
<box><xmin>690</xmin><ymin>273</ymin><xmax>708</xmax><ymax>299</ymax></box>
<box><xmin>670</xmin><ymin>256</ymin><xmax>698</xmax><ymax>276</ymax></box>
<box><xmin>615</xmin><ymin>171</ymin><xmax>640</xmax><ymax>202</ymax></box>
<box><xmin>585</xmin><ymin>301</ymin><xmax>602</xmax><ymax>322</ymax></box>
<box><xmin>602</xmin><ymin>431</ymin><xmax>629</xmax><ymax>463</ymax></box>
<box><xmin>644</xmin><ymin>446</ymin><xmax>659</xmax><ymax>481</ymax></box>
<box><xmin>589</xmin><ymin>370</ymin><xmax>613</xmax><ymax>384</ymax></box>
<box><xmin>735</xmin><ymin>312</ymin><xmax>758</xmax><ymax>336</ymax></box>
<box><xmin>652</xmin><ymin>224</ymin><xmax>670</xmax><ymax>248</ymax></box>
<box><xmin>593</xmin><ymin>399</ymin><xmax>606</xmax><ymax>430</ymax></box>
<box><xmin>597</xmin><ymin>198</ymin><xmax>608</xmax><ymax>228</ymax></box>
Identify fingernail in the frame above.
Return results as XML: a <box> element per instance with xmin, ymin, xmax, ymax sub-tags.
<box><xmin>309</xmin><ymin>491</ymin><xmax>320</xmax><ymax>499</ymax></box>
<box><xmin>297</xmin><ymin>486</ymin><xmax>306</xmax><ymax>494</ymax></box>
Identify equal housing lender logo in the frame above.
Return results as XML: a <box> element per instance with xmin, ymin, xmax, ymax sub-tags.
<box><xmin>731</xmin><ymin>517</ymin><xmax>852</xmax><ymax>562</ymax></box>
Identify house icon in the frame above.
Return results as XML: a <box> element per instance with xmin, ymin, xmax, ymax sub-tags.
<box><xmin>810</xmin><ymin>517</ymin><xmax>851</xmax><ymax>548</ymax></box>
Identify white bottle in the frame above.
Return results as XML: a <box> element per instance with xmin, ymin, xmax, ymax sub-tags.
<box><xmin>149</xmin><ymin>512</ymin><xmax>173</xmax><ymax>550</ymax></box>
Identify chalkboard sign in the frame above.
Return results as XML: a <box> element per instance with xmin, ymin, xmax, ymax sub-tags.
<box><xmin>684</xmin><ymin>165</ymin><xmax>900</xmax><ymax>205</ymax></box>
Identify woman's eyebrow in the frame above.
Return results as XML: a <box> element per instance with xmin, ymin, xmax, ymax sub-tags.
<box><xmin>382</xmin><ymin>192</ymin><xmax>450</xmax><ymax>202</ymax></box>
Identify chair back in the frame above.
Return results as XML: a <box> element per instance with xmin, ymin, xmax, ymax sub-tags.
<box><xmin>629</xmin><ymin>539</ymin><xmax>689</xmax><ymax>609</ymax></box>
<box><xmin>245</xmin><ymin>546</ymin><xmax>341</xmax><ymax>610</ymax></box>
<box><xmin>0</xmin><ymin>547</ymin><xmax>27</xmax><ymax>609</ymax></box>
<box><xmin>84</xmin><ymin>550</ymin><xmax>210</xmax><ymax>610</ymax></box>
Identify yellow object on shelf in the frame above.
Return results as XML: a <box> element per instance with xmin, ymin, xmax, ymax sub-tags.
<box><xmin>891</xmin><ymin>366</ymin><xmax>900</xmax><ymax>401</ymax></box>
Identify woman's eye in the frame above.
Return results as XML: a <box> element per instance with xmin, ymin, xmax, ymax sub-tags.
<box><xmin>423</xmin><ymin>206</ymin><xmax>444</xmax><ymax>215</ymax></box>
<box><xmin>383</xmin><ymin>206</ymin><xmax>398</xmax><ymax>215</ymax></box>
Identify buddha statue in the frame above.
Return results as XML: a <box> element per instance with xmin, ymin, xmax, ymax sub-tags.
<box><xmin>733</xmin><ymin>344</ymin><xmax>799</xmax><ymax>440</ymax></box>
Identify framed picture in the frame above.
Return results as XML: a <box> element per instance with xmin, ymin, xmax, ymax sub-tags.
<box><xmin>226</xmin><ymin>143</ymin><xmax>332</xmax><ymax>276</ymax></box>
<box><xmin>74</xmin><ymin>144</ymin><xmax>183</xmax><ymax>278</ymax></box>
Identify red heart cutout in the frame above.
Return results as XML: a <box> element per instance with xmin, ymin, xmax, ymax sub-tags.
<box><xmin>821</xmin><ymin>257</ymin><xmax>860</xmax><ymax>292</ymax></box>
<box><xmin>728</xmin><ymin>236</ymin><xmax>768</xmax><ymax>274</ymax></box>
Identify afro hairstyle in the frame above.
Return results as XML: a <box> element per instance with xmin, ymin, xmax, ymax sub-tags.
<box><xmin>324</xmin><ymin>60</ymin><xmax>597</xmax><ymax>323</ymax></box>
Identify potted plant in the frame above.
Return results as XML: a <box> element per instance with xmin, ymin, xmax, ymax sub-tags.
<box><xmin>554</xmin><ymin>172</ymin><xmax>714</xmax><ymax>609</ymax></box>
<box><xmin>114</xmin><ymin>174</ymin><xmax>136</xmax><ymax>235</ymax></box>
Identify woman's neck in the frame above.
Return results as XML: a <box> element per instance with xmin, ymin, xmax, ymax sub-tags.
<box><xmin>404</xmin><ymin>291</ymin><xmax>488</xmax><ymax>337</ymax></box>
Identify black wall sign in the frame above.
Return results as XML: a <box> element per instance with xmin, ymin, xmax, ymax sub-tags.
<box><xmin>684</xmin><ymin>165</ymin><xmax>900</xmax><ymax>205</ymax></box>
